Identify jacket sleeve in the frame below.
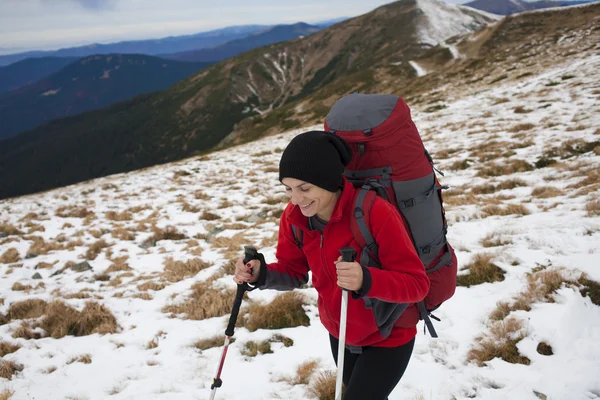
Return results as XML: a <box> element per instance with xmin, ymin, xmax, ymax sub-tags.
<box><xmin>257</xmin><ymin>204</ymin><xmax>310</xmax><ymax>290</ymax></box>
<box><xmin>362</xmin><ymin>200</ymin><xmax>430</xmax><ymax>303</ymax></box>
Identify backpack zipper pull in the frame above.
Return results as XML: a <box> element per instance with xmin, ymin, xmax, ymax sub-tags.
<box><xmin>320</xmin><ymin>234</ymin><xmax>324</xmax><ymax>248</ymax></box>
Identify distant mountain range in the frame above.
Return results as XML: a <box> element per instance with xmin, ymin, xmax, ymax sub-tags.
<box><xmin>0</xmin><ymin>57</ymin><xmax>77</xmax><ymax>93</ymax></box>
<box><xmin>0</xmin><ymin>55</ymin><xmax>208</xmax><ymax>139</ymax></box>
<box><xmin>163</xmin><ymin>23</ymin><xmax>322</xmax><ymax>63</ymax></box>
<box><xmin>0</xmin><ymin>25</ymin><xmax>270</xmax><ymax>67</ymax></box>
<box><xmin>0</xmin><ymin>0</ymin><xmax>498</xmax><ymax>199</ymax></box>
<box><xmin>464</xmin><ymin>0</ymin><xmax>598</xmax><ymax>15</ymax></box>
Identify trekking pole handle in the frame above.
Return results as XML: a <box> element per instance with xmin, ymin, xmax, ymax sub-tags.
<box><xmin>225</xmin><ymin>246</ymin><xmax>258</xmax><ymax>337</ymax></box>
<box><xmin>339</xmin><ymin>247</ymin><xmax>357</xmax><ymax>263</ymax></box>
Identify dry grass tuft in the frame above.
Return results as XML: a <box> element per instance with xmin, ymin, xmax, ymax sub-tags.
<box><xmin>456</xmin><ymin>253</ymin><xmax>505</xmax><ymax>287</ymax></box>
<box><xmin>0</xmin><ymin>388</ymin><xmax>15</xmax><ymax>399</ymax></box>
<box><xmin>476</xmin><ymin>160</ymin><xmax>534</xmax><ymax>177</ymax></box>
<box><xmin>0</xmin><ymin>223</ymin><xmax>22</xmax><ymax>236</ymax></box>
<box><xmin>211</xmin><ymin>233</ymin><xmax>247</xmax><ymax>253</ymax></box>
<box><xmin>194</xmin><ymin>190</ymin><xmax>211</xmax><ymax>200</ymax></box>
<box><xmin>0</xmin><ymin>342</ymin><xmax>21</xmax><ymax>357</ymax></box>
<box><xmin>142</xmin><ymin>226</ymin><xmax>187</xmax><ymax>248</ymax></box>
<box><xmin>162</xmin><ymin>276</ymin><xmax>237</xmax><ymax>320</ymax></box>
<box><xmin>0</xmin><ymin>360</ymin><xmax>23</xmax><ymax>380</ymax></box>
<box><xmin>467</xmin><ymin>317</ymin><xmax>530</xmax><ymax>367</ymax></box>
<box><xmin>56</xmin><ymin>206</ymin><xmax>95</xmax><ymax>219</ymax></box>
<box><xmin>11</xmin><ymin>282</ymin><xmax>32</xmax><ymax>292</ymax></box>
<box><xmin>586</xmin><ymin>199</ymin><xmax>600</xmax><ymax>217</ymax></box>
<box><xmin>0</xmin><ymin>248</ymin><xmax>20</xmax><ymax>264</ymax></box>
<box><xmin>40</xmin><ymin>301</ymin><xmax>119</xmax><ymax>338</ymax></box>
<box><xmin>507</xmin><ymin>123</ymin><xmax>535</xmax><ymax>133</ymax></box>
<box><xmin>136</xmin><ymin>281</ymin><xmax>166</xmax><ymax>291</ymax></box>
<box><xmin>308</xmin><ymin>370</ymin><xmax>339</xmax><ymax>400</ymax></box>
<box><xmin>280</xmin><ymin>360</ymin><xmax>320</xmax><ymax>386</ymax></box>
<box><xmin>537</xmin><ymin>342</ymin><xmax>553</xmax><ymax>356</ymax></box>
<box><xmin>241</xmin><ymin>340</ymin><xmax>273</xmax><ymax>357</ymax></box>
<box><xmin>7</xmin><ymin>299</ymin><xmax>48</xmax><ymax>320</ymax></box>
<box><xmin>200</xmin><ymin>211</ymin><xmax>221</xmax><ymax>221</ymax></box>
<box><xmin>85</xmin><ymin>239</ymin><xmax>112</xmax><ymax>260</ymax></box>
<box><xmin>531</xmin><ymin>186</ymin><xmax>564</xmax><ymax>198</ymax></box>
<box><xmin>481</xmin><ymin>232</ymin><xmax>512</xmax><ymax>248</ymax></box>
<box><xmin>105</xmin><ymin>262</ymin><xmax>132</xmax><ymax>274</ymax></box>
<box><xmin>163</xmin><ymin>257</ymin><xmax>210</xmax><ymax>282</ymax></box>
<box><xmin>66</xmin><ymin>354</ymin><xmax>93</xmax><ymax>365</ymax></box>
<box><xmin>105</xmin><ymin>211</ymin><xmax>133</xmax><ymax>221</ymax></box>
<box><xmin>193</xmin><ymin>335</ymin><xmax>228</xmax><ymax>351</ymax></box>
<box><xmin>111</xmin><ymin>228</ymin><xmax>136</xmax><ymax>241</ymax></box>
<box><xmin>481</xmin><ymin>204</ymin><xmax>530</xmax><ymax>217</ymax></box>
<box><xmin>243</xmin><ymin>292</ymin><xmax>310</xmax><ymax>332</ymax></box>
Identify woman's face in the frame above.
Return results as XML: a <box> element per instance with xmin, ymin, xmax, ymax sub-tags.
<box><xmin>281</xmin><ymin>177</ymin><xmax>338</xmax><ymax>220</ymax></box>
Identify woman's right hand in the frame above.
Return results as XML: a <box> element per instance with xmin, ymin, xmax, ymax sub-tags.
<box><xmin>233</xmin><ymin>257</ymin><xmax>261</xmax><ymax>285</ymax></box>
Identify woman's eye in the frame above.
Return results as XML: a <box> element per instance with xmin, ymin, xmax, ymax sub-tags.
<box><xmin>300</xmin><ymin>187</ymin><xmax>309</xmax><ymax>192</ymax></box>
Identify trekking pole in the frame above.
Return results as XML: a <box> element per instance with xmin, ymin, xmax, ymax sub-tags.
<box><xmin>335</xmin><ymin>247</ymin><xmax>357</xmax><ymax>400</ymax></box>
<box><xmin>209</xmin><ymin>245</ymin><xmax>259</xmax><ymax>400</ymax></box>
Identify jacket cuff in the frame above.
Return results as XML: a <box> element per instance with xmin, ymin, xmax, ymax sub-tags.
<box><xmin>352</xmin><ymin>265</ymin><xmax>372</xmax><ymax>299</ymax></box>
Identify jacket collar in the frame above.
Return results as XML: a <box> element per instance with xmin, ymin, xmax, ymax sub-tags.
<box><xmin>286</xmin><ymin>177</ymin><xmax>355</xmax><ymax>229</ymax></box>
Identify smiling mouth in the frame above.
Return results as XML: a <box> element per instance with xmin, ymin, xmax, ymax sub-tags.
<box><xmin>300</xmin><ymin>201</ymin><xmax>314</xmax><ymax>209</ymax></box>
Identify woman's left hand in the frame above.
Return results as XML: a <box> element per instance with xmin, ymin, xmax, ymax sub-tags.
<box><xmin>334</xmin><ymin>256</ymin><xmax>363</xmax><ymax>291</ymax></box>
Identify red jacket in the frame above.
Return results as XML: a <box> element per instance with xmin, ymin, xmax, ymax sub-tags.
<box><xmin>259</xmin><ymin>178</ymin><xmax>430</xmax><ymax>348</ymax></box>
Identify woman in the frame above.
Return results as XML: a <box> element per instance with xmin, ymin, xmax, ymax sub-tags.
<box><xmin>234</xmin><ymin>130</ymin><xmax>430</xmax><ymax>400</ymax></box>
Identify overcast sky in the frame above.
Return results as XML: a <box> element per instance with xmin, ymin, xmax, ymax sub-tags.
<box><xmin>0</xmin><ymin>0</ymin><xmax>472</xmax><ymax>54</ymax></box>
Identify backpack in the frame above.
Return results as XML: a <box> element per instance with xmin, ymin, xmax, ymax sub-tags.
<box><xmin>294</xmin><ymin>93</ymin><xmax>458</xmax><ymax>337</ymax></box>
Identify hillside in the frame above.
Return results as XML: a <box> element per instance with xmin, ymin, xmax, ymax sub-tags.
<box><xmin>162</xmin><ymin>23</ymin><xmax>322</xmax><ymax>63</ymax></box>
<box><xmin>0</xmin><ymin>54</ymin><xmax>209</xmax><ymax>139</ymax></box>
<box><xmin>0</xmin><ymin>45</ymin><xmax>598</xmax><ymax>399</ymax></box>
<box><xmin>0</xmin><ymin>57</ymin><xmax>77</xmax><ymax>93</ymax></box>
<box><xmin>0</xmin><ymin>0</ymin><xmax>498</xmax><ymax>200</ymax></box>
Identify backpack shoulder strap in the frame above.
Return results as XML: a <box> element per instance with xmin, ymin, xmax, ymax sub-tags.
<box><xmin>351</xmin><ymin>187</ymin><xmax>380</xmax><ymax>267</ymax></box>
<box><xmin>291</xmin><ymin>224</ymin><xmax>303</xmax><ymax>249</ymax></box>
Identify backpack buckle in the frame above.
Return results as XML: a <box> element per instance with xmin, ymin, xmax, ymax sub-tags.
<box><xmin>354</xmin><ymin>207</ymin><xmax>364</xmax><ymax>218</ymax></box>
<box><xmin>400</xmin><ymin>198</ymin><xmax>415</xmax><ymax>209</ymax></box>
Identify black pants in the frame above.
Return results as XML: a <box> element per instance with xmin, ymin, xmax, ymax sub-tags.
<box><xmin>329</xmin><ymin>334</ymin><xmax>415</xmax><ymax>400</ymax></box>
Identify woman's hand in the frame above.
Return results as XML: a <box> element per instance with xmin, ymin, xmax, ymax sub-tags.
<box><xmin>334</xmin><ymin>256</ymin><xmax>363</xmax><ymax>291</ymax></box>
<box><xmin>233</xmin><ymin>257</ymin><xmax>261</xmax><ymax>285</ymax></box>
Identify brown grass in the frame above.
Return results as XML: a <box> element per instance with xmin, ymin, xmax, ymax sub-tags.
<box><xmin>162</xmin><ymin>275</ymin><xmax>237</xmax><ymax>320</ymax></box>
<box><xmin>141</xmin><ymin>226</ymin><xmax>187</xmax><ymax>248</ymax></box>
<box><xmin>481</xmin><ymin>204</ymin><xmax>530</xmax><ymax>217</ymax></box>
<box><xmin>0</xmin><ymin>388</ymin><xmax>15</xmax><ymax>399</ymax></box>
<box><xmin>11</xmin><ymin>282</ymin><xmax>32</xmax><ymax>292</ymax></box>
<box><xmin>211</xmin><ymin>233</ymin><xmax>247</xmax><ymax>254</ymax></box>
<box><xmin>513</xmin><ymin>106</ymin><xmax>533</xmax><ymax>114</ymax></box>
<box><xmin>481</xmin><ymin>232</ymin><xmax>512</xmax><ymax>248</ymax></box>
<box><xmin>163</xmin><ymin>257</ymin><xmax>210</xmax><ymax>282</ymax></box>
<box><xmin>0</xmin><ymin>342</ymin><xmax>21</xmax><ymax>357</ymax></box>
<box><xmin>56</xmin><ymin>206</ymin><xmax>95</xmax><ymax>219</ymax></box>
<box><xmin>111</xmin><ymin>228</ymin><xmax>136</xmax><ymax>241</ymax></box>
<box><xmin>456</xmin><ymin>253</ymin><xmax>505</xmax><ymax>287</ymax></box>
<box><xmin>193</xmin><ymin>335</ymin><xmax>228</xmax><ymax>351</ymax></box>
<box><xmin>308</xmin><ymin>371</ymin><xmax>339</xmax><ymax>400</ymax></box>
<box><xmin>200</xmin><ymin>211</ymin><xmax>221</xmax><ymax>221</ymax></box>
<box><xmin>476</xmin><ymin>160</ymin><xmax>534</xmax><ymax>177</ymax></box>
<box><xmin>586</xmin><ymin>199</ymin><xmax>600</xmax><ymax>217</ymax></box>
<box><xmin>7</xmin><ymin>299</ymin><xmax>48</xmax><ymax>320</ymax></box>
<box><xmin>194</xmin><ymin>190</ymin><xmax>211</xmax><ymax>200</ymax></box>
<box><xmin>241</xmin><ymin>340</ymin><xmax>273</xmax><ymax>357</ymax></box>
<box><xmin>531</xmin><ymin>186</ymin><xmax>564</xmax><ymax>198</ymax></box>
<box><xmin>507</xmin><ymin>123</ymin><xmax>535</xmax><ymax>133</ymax></box>
<box><xmin>243</xmin><ymin>292</ymin><xmax>310</xmax><ymax>332</ymax></box>
<box><xmin>85</xmin><ymin>239</ymin><xmax>112</xmax><ymax>260</ymax></box>
<box><xmin>467</xmin><ymin>317</ymin><xmax>530</xmax><ymax>367</ymax></box>
<box><xmin>105</xmin><ymin>262</ymin><xmax>132</xmax><ymax>273</ymax></box>
<box><xmin>0</xmin><ymin>360</ymin><xmax>23</xmax><ymax>380</ymax></box>
<box><xmin>0</xmin><ymin>248</ymin><xmax>20</xmax><ymax>264</ymax></box>
<box><xmin>136</xmin><ymin>281</ymin><xmax>166</xmax><ymax>291</ymax></box>
<box><xmin>280</xmin><ymin>360</ymin><xmax>320</xmax><ymax>386</ymax></box>
<box><xmin>0</xmin><ymin>223</ymin><xmax>22</xmax><ymax>236</ymax></box>
<box><xmin>537</xmin><ymin>342</ymin><xmax>553</xmax><ymax>356</ymax></box>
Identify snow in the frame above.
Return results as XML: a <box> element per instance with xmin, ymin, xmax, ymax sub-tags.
<box><xmin>415</xmin><ymin>0</ymin><xmax>499</xmax><ymax>47</ymax></box>
<box><xmin>409</xmin><ymin>61</ymin><xmax>428</xmax><ymax>77</ymax></box>
<box><xmin>1</xmin><ymin>51</ymin><xmax>599</xmax><ymax>400</ymax></box>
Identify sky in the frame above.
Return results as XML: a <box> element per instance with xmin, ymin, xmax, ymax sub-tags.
<box><xmin>0</xmin><ymin>0</ymin><xmax>471</xmax><ymax>54</ymax></box>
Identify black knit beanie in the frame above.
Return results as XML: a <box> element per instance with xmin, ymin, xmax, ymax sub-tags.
<box><xmin>279</xmin><ymin>130</ymin><xmax>353</xmax><ymax>192</ymax></box>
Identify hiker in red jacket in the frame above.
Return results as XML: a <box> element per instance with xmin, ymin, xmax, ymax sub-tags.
<box><xmin>234</xmin><ymin>130</ymin><xmax>430</xmax><ymax>400</ymax></box>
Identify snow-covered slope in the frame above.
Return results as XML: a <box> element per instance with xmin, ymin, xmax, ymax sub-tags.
<box><xmin>414</xmin><ymin>0</ymin><xmax>500</xmax><ymax>47</ymax></box>
<box><xmin>0</xmin><ymin>53</ymin><xmax>599</xmax><ymax>400</ymax></box>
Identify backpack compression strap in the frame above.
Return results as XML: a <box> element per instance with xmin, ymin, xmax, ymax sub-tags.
<box><xmin>351</xmin><ymin>187</ymin><xmax>379</xmax><ymax>267</ymax></box>
<box><xmin>291</xmin><ymin>225</ymin><xmax>303</xmax><ymax>249</ymax></box>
